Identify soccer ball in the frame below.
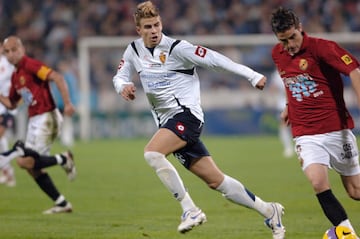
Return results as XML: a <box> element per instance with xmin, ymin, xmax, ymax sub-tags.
<box><xmin>323</xmin><ymin>226</ymin><xmax>357</xmax><ymax>239</ymax></box>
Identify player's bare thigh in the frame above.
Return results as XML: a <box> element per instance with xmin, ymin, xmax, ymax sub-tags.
<box><xmin>144</xmin><ymin>128</ymin><xmax>187</xmax><ymax>155</ymax></box>
<box><xmin>303</xmin><ymin>163</ymin><xmax>330</xmax><ymax>193</ymax></box>
<box><xmin>341</xmin><ymin>174</ymin><xmax>360</xmax><ymax>200</ymax></box>
<box><xmin>189</xmin><ymin>156</ymin><xmax>224</xmax><ymax>189</ymax></box>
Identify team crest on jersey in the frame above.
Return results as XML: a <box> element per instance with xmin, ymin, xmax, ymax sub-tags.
<box><xmin>341</xmin><ymin>54</ymin><xmax>353</xmax><ymax>65</ymax></box>
<box><xmin>159</xmin><ymin>51</ymin><xmax>166</xmax><ymax>64</ymax></box>
<box><xmin>299</xmin><ymin>59</ymin><xmax>308</xmax><ymax>71</ymax></box>
<box><xmin>195</xmin><ymin>46</ymin><xmax>207</xmax><ymax>58</ymax></box>
<box><xmin>176</xmin><ymin>122</ymin><xmax>185</xmax><ymax>134</ymax></box>
<box><xmin>19</xmin><ymin>76</ymin><xmax>26</xmax><ymax>85</ymax></box>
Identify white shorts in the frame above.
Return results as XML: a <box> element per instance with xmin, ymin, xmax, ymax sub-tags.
<box><xmin>25</xmin><ymin>109</ymin><xmax>63</xmax><ymax>155</ymax></box>
<box><xmin>294</xmin><ymin>129</ymin><xmax>360</xmax><ymax>176</ymax></box>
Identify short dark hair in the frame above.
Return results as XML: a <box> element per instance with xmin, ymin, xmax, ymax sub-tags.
<box><xmin>270</xmin><ymin>7</ymin><xmax>300</xmax><ymax>33</ymax></box>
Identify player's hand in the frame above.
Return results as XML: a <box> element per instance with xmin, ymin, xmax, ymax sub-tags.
<box><xmin>121</xmin><ymin>84</ymin><xmax>136</xmax><ymax>101</ymax></box>
<box><xmin>63</xmin><ymin>103</ymin><xmax>76</xmax><ymax>116</ymax></box>
<box><xmin>255</xmin><ymin>76</ymin><xmax>267</xmax><ymax>90</ymax></box>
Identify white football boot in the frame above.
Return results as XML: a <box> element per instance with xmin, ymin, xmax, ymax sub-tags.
<box><xmin>177</xmin><ymin>207</ymin><xmax>207</xmax><ymax>233</ymax></box>
<box><xmin>264</xmin><ymin>202</ymin><xmax>286</xmax><ymax>239</ymax></box>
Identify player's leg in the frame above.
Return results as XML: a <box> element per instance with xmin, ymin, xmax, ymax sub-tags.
<box><xmin>340</xmin><ymin>174</ymin><xmax>360</xmax><ymax>236</ymax></box>
<box><xmin>189</xmin><ymin>155</ymin><xmax>285</xmax><ymax>239</ymax></box>
<box><xmin>337</xmin><ymin>129</ymin><xmax>360</xmax><ymax>200</ymax></box>
<box><xmin>144</xmin><ymin>128</ymin><xmax>206</xmax><ymax>233</ymax></box>
<box><xmin>304</xmin><ymin>164</ymin><xmax>355</xmax><ymax>231</ymax></box>
<box><xmin>14</xmin><ymin>144</ymin><xmax>76</xmax><ymax>181</ymax></box>
<box><xmin>279</xmin><ymin>122</ymin><xmax>293</xmax><ymax>158</ymax></box>
<box><xmin>25</xmin><ymin>110</ymin><xmax>73</xmax><ymax>214</ymax></box>
<box><xmin>0</xmin><ymin>125</ymin><xmax>16</xmax><ymax>186</ymax></box>
<box><xmin>341</xmin><ymin>174</ymin><xmax>360</xmax><ymax>200</ymax></box>
<box><xmin>0</xmin><ymin>114</ymin><xmax>20</xmax><ymax>185</ymax></box>
<box><xmin>297</xmin><ymin>132</ymin><xmax>357</xmax><ymax>234</ymax></box>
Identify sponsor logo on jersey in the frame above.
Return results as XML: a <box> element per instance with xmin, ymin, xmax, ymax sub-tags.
<box><xmin>149</xmin><ymin>63</ymin><xmax>161</xmax><ymax>68</ymax></box>
<box><xmin>341</xmin><ymin>54</ymin><xmax>353</xmax><ymax>65</ymax></box>
<box><xmin>159</xmin><ymin>51</ymin><xmax>166</xmax><ymax>63</ymax></box>
<box><xmin>299</xmin><ymin>59</ymin><xmax>308</xmax><ymax>71</ymax></box>
<box><xmin>176</xmin><ymin>122</ymin><xmax>185</xmax><ymax>134</ymax></box>
<box><xmin>195</xmin><ymin>46</ymin><xmax>207</xmax><ymax>58</ymax></box>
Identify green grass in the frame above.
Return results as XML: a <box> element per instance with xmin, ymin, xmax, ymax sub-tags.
<box><xmin>0</xmin><ymin>136</ymin><xmax>358</xmax><ymax>239</ymax></box>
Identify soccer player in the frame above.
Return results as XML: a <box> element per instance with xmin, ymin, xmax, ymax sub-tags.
<box><xmin>271</xmin><ymin>7</ymin><xmax>360</xmax><ymax>236</ymax></box>
<box><xmin>0</xmin><ymin>42</ymin><xmax>16</xmax><ymax>187</ymax></box>
<box><xmin>0</xmin><ymin>36</ymin><xmax>76</xmax><ymax>214</ymax></box>
<box><xmin>112</xmin><ymin>1</ymin><xmax>285</xmax><ymax>238</ymax></box>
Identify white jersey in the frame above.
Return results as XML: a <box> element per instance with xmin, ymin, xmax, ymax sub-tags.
<box><xmin>113</xmin><ymin>34</ymin><xmax>264</xmax><ymax>126</ymax></box>
<box><xmin>0</xmin><ymin>55</ymin><xmax>15</xmax><ymax>114</ymax></box>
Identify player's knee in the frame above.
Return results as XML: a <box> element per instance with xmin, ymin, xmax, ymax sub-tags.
<box><xmin>144</xmin><ymin>151</ymin><xmax>166</xmax><ymax>169</ymax></box>
<box><xmin>16</xmin><ymin>156</ymin><xmax>35</xmax><ymax>169</ymax></box>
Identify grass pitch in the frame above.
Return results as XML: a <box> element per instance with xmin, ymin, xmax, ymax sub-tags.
<box><xmin>0</xmin><ymin>136</ymin><xmax>358</xmax><ymax>239</ymax></box>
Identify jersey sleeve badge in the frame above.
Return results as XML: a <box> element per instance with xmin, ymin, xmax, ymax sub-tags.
<box><xmin>341</xmin><ymin>54</ymin><xmax>353</xmax><ymax>65</ymax></box>
<box><xmin>37</xmin><ymin>65</ymin><xmax>52</xmax><ymax>80</ymax></box>
<box><xmin>195</xmin><ymin>46</ymin><xmax>207</xmax><ymax>58</ymax></box>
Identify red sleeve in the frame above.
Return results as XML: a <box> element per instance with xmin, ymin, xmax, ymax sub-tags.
<box><xmin>24</xmin><ymin>57</ymin><xmax>52</xmax><ymax>81</ymax></box>
<box><xmin>315</xmin><ymin>39</ymin><xmax>360</xmax><ymax>75</ymax></box>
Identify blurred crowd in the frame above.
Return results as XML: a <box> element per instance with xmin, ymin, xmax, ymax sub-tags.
<box><xmin>1</xmin><ymin>0</ymin><xmax>360</xmax><ymax>111</ymax></box>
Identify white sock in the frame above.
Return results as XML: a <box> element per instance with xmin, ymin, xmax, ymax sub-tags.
<box><xmin>0</xmin><ymin>136</ymin><xmax>14</xmax><ymax>173</ymax></box>
<box><xmin>0</xmin><ymin>148</ymin><xmax>23</xmax><ymax>168</ymax></box>
<box><xmin>339</xmin><ymin>219</ymin><xmax>357</xmax><ymax>235</ymax></box>
<box><xmin>55</xmin><ymin>195</ymin><xmax>66</xmax><ymax>205</ymax></box>
<box><xmin>144</xmin><ymin>151</ymin><xmax>196</xmax><ymax>212</ymax></box>
<box><xmin>216</xmin><ymin>175</ymin><xmax>273</xmax><ymax>218</ymax></box>
<box><xmin>180</xmin><ymin>192</ymin><xmax>197</xmax><ymax>212</ymax></box>
<box><xmin>55</xmin><ymin>154</ymin><xmax>63</xmax><ymax>165</ymax></box>
<box><xmin>279</xmin><ymin>125</ymin><xmax>293</xmax><ymax>150</ymax></box>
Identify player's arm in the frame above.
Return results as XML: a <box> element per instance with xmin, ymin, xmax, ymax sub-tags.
<box><xmin>174</xmin><ymin>41</ymin><xmax>266</xmax><ymax>89</ymax></box>
<box><xmin>48</xmin><ymin>70</ymin><xmax>75</xmax><ymax>116</ymax></box>
<box><xmin>349</xmin><ymin>68</ymin><xmax>360</xmax><ymax>106</ymax></box>
<box><xmin>113</xmin><ymin>46</ymin><xmax>136</xmax><ymax>101</ymax></box>
<box><xmin>0</xmin><ymin>94</ymin><xmax>16</xmax><ymax>109</ymax></box>
<box><xmin>280</xmin><ymin>104</ymin><xmax>290</xmax><ymax>126</ymax></box>
<box><xmin>0</xmin><ymin>82</ymin><xmax>20</xmax><ymax>110</ymax></box>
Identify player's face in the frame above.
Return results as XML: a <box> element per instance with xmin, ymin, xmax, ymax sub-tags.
<box><xmin>137</xmin><ymin>16</ymin><xmax>162</xmax><ymax>48</ymax></box>
<box><xmin>275</xmin><ymin>26</ymin><xmax>303</xmax><ymax>56</ymax></box>
<box><xmin>3</xmin><ymin>39</ymin><xmax>25</xmax><ymax>65</ymax></box>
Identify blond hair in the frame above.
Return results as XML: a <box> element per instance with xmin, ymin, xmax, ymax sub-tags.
<box><xmin>134</xmin><ymin>1</ymin><xmax>160</xmax><ymax>26</ymax></box>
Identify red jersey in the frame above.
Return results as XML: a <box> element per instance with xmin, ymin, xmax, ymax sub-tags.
<box><xmin>9</xmin><ymin>55</ymin><xmax>56</xmax><ymax>117</ymax></box>
<box><xmin>272</xmin><ymin>32</ymin><xmax>360</xmax><ymax>137</ymax></box>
